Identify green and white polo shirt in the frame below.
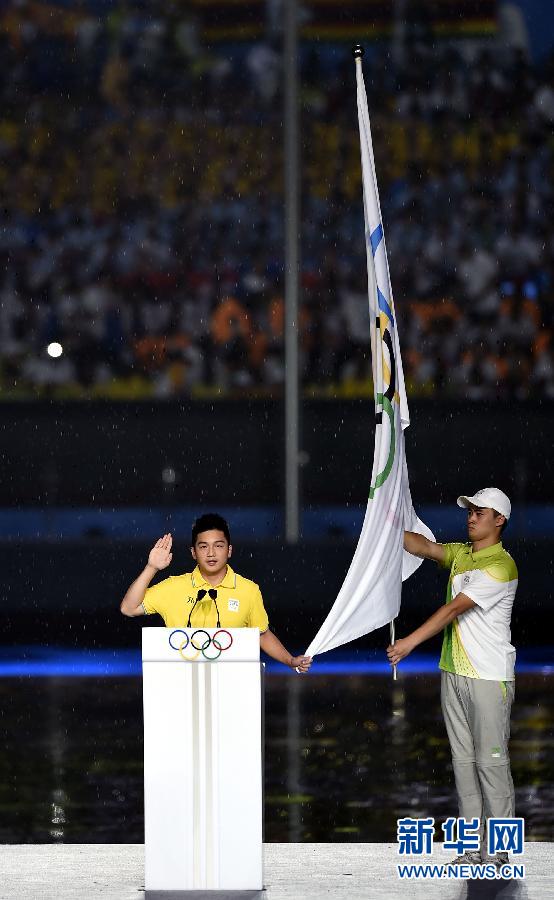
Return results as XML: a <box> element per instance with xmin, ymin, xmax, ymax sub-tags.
<box><xmin>439</xmin><ymin>541</ymin><xmax>518</xmax><ymax>681</ymax></box>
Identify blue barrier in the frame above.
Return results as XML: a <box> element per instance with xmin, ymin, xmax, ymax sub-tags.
<box><xmin>0</xmin><ymin>646</ymin><xmax>551</xmax><ymax>677</ymax></box>
<box><xmin>0</xmin><ymin>505</ymin><xmax>553</xmax><ymax>540</ymax></box>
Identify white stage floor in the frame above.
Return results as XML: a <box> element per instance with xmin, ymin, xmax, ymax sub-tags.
<box><xmin>1</xmin><ymin>843</ymin><xmax>552</xmax><ymax>900</ymax></box>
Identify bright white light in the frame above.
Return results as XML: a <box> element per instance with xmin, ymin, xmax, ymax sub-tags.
<box><xmin>47</xmin><ymin>342</ymin><xmax>63</xmax><ymax>358</ymax></box>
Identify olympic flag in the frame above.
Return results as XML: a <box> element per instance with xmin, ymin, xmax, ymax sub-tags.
<box><xmin>306</xmin><ymin>50</ymin><xmax>434</xmax><ymax>658</ymax></box>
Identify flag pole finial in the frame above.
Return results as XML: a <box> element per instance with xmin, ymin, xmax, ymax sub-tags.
<box><xmin>352</xmin><ymin>44</ymin><xmax>364</xmax><ymax>59</ymax></box>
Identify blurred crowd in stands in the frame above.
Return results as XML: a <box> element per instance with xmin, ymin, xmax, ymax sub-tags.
<box><xmin>1</xmin><ymin>1</ymin><xmax>554</xmax><ymax>400</ymax></box>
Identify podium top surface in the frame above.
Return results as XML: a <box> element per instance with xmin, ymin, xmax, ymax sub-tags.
<box><xmin>141</xmin><ymin>627</ymin><xmax>260</xmax><ymax>662</ymax></box>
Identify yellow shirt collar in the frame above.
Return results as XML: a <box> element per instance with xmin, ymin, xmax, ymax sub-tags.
<box><xmin>471</xmin><ymin>541</ymin><xmax>503</xmax><ymax>562</ymax></box>
<box><xmin>191</xmin><ymin>564</ymin><xmax>237</xmax><ymax>590</ymax></box>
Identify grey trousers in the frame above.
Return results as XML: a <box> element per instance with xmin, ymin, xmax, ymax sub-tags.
<box><xmin>440</xmin><ymin>671</ymin><xmax>515</xmax><ymax>843</ymax></box>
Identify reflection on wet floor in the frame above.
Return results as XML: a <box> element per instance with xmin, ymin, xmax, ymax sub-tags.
<box><xmin>0</xmin><ymin>673</ymin><xmax>552</xmax><ymax>843</ymax></box>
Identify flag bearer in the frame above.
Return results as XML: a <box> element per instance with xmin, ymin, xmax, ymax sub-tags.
<box><xmin>387</xmin><ymin>488</ymin><xmax>517</xmax><ymax>870</ymax></box>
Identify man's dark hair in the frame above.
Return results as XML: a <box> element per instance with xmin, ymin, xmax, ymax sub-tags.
<box><xmin>493</xmin><ymin>509</ymin><xmax>508</xmax><ymax>535</ymax></box>
<box><xmin>192</xmin><ymin>513</ymin><xmax>231</xmax><ymax>546</ymax></box>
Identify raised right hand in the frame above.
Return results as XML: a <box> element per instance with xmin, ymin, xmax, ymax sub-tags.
<box><xmin>148</xmin><ymin>533</ymin><xmax>173</xmax><ymax>571</ymax></box>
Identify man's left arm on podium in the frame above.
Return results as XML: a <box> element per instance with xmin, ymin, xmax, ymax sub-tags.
<box><xmin>259</xmin><ymin>629</ymin><xmax>312</xmax><ymax>673</ymax></box>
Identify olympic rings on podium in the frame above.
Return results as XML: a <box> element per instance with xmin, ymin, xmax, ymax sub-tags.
<box><xmin>169</xmin><ymin>629</ymin><xmax>189</xmax><ymax>651</ymax></box>
<box><xmin>168</xmin><ymin>629</ymin><xmax>233</xmax><ymax>662</ymax></box>
<box><xmin>213</xmin><ymin>629</ymin><xmax>233</xmax><ymax>651</ymax></box>
<box><xmin>191</xmin><ymin>629</ymin><xmax>211</xmax><ymax>651</ymax></box>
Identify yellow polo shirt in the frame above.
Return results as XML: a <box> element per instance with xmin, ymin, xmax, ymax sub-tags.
<box><xmin>142</xmin><ymin>564</ymin><xmax>269</xmax><ymax>632</ymax></box>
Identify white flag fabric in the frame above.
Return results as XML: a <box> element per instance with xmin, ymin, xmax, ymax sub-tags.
<box><xmin>306</xmin><ymin>54</ymin><xmax>434</xmax><ymax>658</ymax></box>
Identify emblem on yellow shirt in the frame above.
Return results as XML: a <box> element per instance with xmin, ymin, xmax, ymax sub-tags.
<box><xmin>228</xmin><ymin>599</ymin><xmax>239</xmax><ymax>611</ymax></box>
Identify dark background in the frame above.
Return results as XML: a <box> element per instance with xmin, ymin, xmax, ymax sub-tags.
<box><xmin>2</xmin><ymin>537</ymin><xmax>549</xmax><ymax>650</ymax></box>
<box><xmin>1</xmin><ymin>0</ymin><xmax>553</xmax><ymax>849</ymax></box>
<box><xmin>2</xmin><ymin>398</ymin><xmax>551</xmax><ymax>506</ymax></box>
<box><xmin>2</xmin><ymin>398</ymin><xmax>551</xmax><ymax>652</ymax></box>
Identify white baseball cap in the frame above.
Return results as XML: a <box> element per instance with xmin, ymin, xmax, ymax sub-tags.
<box><xmin>457</xmin><ymin>487</ymin><xmax>511</xmax><ymax>520</ymax></box>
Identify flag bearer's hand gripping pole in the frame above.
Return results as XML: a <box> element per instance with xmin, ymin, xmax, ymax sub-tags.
<box><xmin>390</xmin><ymin>619</ymin><xmax>397</xmax><ymax>681</ymax></box>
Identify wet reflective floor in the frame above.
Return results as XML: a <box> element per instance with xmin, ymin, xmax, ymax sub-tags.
<box><xmin>0</xmin><ymin>672</ymin><xmax>552</xmax><ymax>843</ymax></box>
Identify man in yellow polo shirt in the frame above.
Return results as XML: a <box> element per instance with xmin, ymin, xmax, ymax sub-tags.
<box><xmin>120</xmin><ymin>512</ymin><xmax>312</xmax><ymax>672</ymax></box>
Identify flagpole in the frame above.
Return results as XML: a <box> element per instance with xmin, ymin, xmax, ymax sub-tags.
<box><xmin>303</xmin><ymin>45</ymin><xmax>435</xmax><ymax>661</ymax></box>
<box><xmin>390</xmin><ymin>620</ymin><xmax>397</xmax><ymax>681</ymax></box>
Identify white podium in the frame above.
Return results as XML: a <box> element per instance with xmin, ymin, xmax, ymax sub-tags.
<box><xmin>142</xmin><ymin>627</ymin><xmax>263</xmax><ymax>892</ymax></box>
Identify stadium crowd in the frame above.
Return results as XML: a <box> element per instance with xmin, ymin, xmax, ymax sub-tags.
<box><xmin>1</xmin><ymin>1</ymin><xmax>553</xmax><ymax>399</ymax></box>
